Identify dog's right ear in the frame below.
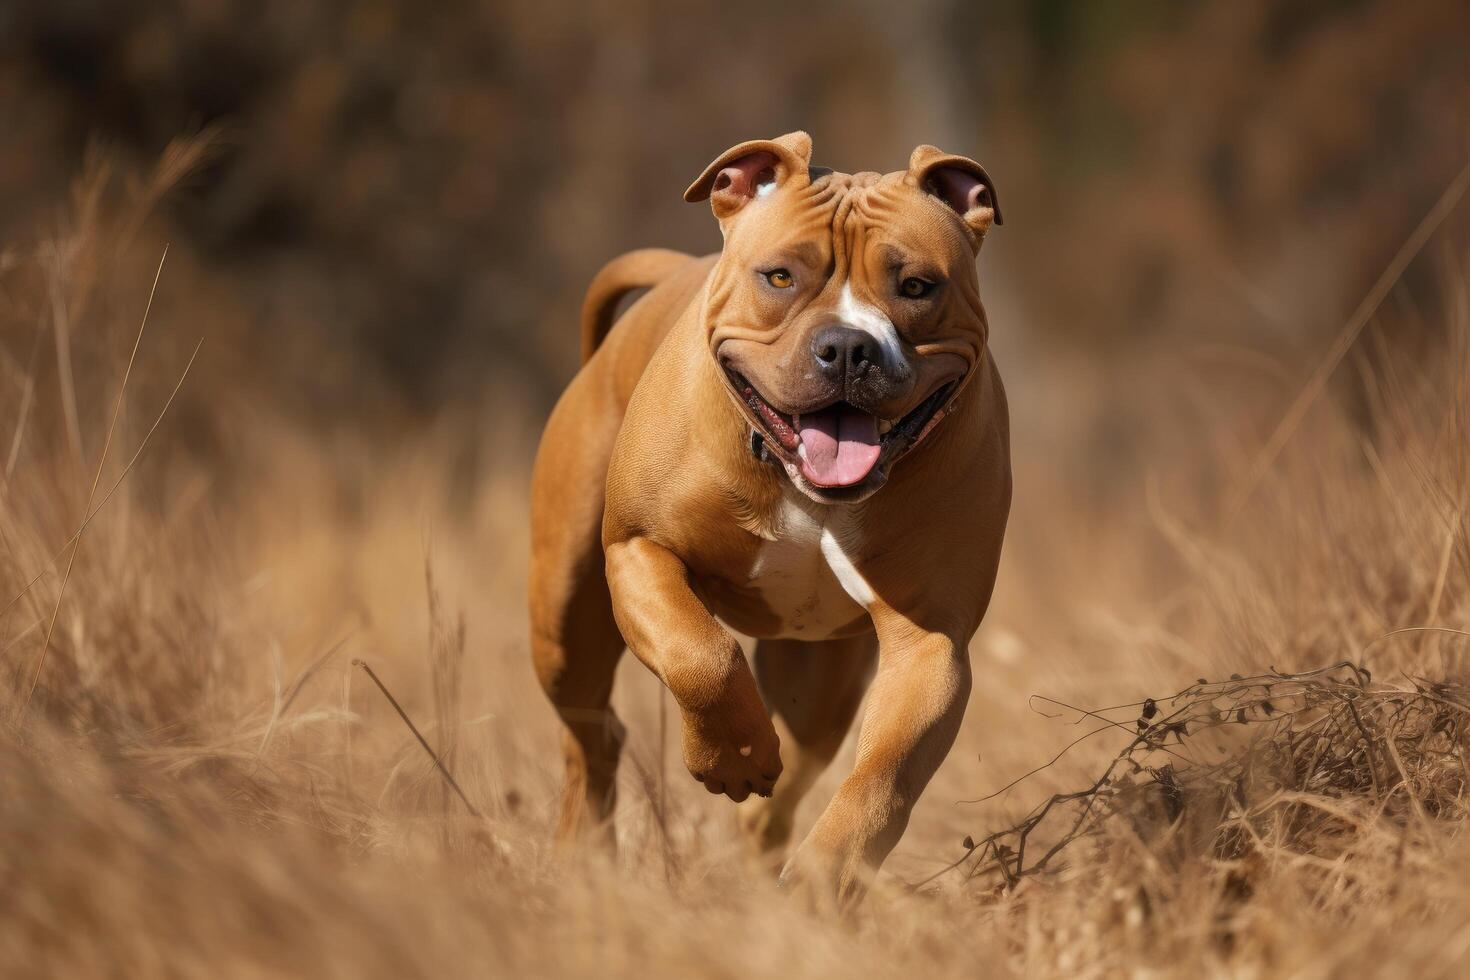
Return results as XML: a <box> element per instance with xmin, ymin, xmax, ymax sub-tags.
<box><xmin>684</xmin><ymin>131</ymin><xmax>814</xmax><ymax>223</ymax></box>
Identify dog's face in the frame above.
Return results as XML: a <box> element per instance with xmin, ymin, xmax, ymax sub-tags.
<box><xmin>686</xmin><ymin>132</ymin><xmax>1003</xmax><ymax>504</ymax></box>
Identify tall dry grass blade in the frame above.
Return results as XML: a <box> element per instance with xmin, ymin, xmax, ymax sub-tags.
<box><xmin>424</xmin><ymin>560</ymin><xmax>467</xmax><ymax>824</ymax></box>
<box><xmin>1</xmin><ymin>337</ymin><xmax>203</xmax><ymax>622</ymax></box>
<box><xmin>1360</xmin><ymin>626</ymin><xmax>1470</xmax><ymax>657</ymax></box>
<box><xmin>116</xmin><ymin>129</ymin><xmax>225</xmax><ymax>253</ymax></box>
<box><xmin>352</xmin><ymin>659</ymin><xmax>482</xmax><ymax>819</ymax></box>
<box><xmin>3</xmin><ymin>315</ymin><xmax>46</xmax><ymax>481</ymax></box>
<box><xmin>20</xmin><ymin>246</ymin><xmax>168</xmax><ymax>714</ymax></box>
<box><xmin>1426</xmin><ymin>511</ymin><xmax>1459</xmax><ymax>671</ymax></box>
<box><xmin>1226</xmin><ymin>160</ymin><xmax>1470</xmax><ymax>521</ymax></box>
<box><xmin>44</xmin><ymin>241</ymin><xmax>85</xmax><ymax>472</ymax></box>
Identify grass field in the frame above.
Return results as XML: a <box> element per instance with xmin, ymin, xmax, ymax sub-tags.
<box><xmin>2</xmin><ymin>151</ymin><xmax>1469</xmax><ymax>978</ymax></box>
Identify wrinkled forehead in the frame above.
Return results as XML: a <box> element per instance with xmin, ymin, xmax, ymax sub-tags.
<box><xmin>724</xmin><ymin>168</ymin><xmax>975</xmax><ymax>274</ymax></box>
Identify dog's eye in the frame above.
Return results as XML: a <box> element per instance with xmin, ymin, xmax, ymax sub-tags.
<box><xmin>899</xmin><ymin>277</ymin><xmax>933</xmax><ymax>299</ymax></box>
<box><xmin>764</xmin><ymin>269</ymin><xmax>794</xmax><ymax>289</ymax></box>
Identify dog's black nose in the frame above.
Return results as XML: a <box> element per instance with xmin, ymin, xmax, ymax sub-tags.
<box><xmin>811</xmin><ymin>325</ymin><xmax>883</xmax><ymax>382</ymax></box>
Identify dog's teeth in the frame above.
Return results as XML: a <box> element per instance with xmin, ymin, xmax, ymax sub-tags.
<box><xmin>878</xmin><ymin>419</ymin><xmax>893</xmax><ymax>435</ymax></box>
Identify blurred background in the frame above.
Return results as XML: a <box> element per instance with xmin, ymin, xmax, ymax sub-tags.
<box><xmin>3</xmin><ymin>4</ymin><xmax>1470</xmax><ymax>972</ymax></box>
<box><xmin>5</xmin><ymin>0</ymin><xmax>1468</xmax><ymax>432</ymax></box>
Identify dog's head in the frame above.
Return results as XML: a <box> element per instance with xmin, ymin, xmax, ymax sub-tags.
<box><xmin>686</xmin><ymin>131</ymin><xmax>1003</xmax><ymax>504</ymax></box>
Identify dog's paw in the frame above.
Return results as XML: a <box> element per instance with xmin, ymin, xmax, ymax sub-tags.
<box><xmin>777</xmin><ymin>839</ymin><xmax>868</xmax><ymax>913</ymax></box>
<box><xmin>680</xmin><ymin>705</ymin><xmax>782</xmax><ymax>803</ymax></box>
<box><xmin>776</xmin><ymin>788</ymin><xmax>881</xmax><ymax>911</ymax></box>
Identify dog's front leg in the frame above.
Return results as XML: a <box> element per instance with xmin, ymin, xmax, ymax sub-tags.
<box><xmin>605</xmin><ymin>536</ymin><xmax>782</xmax><ymax>802</ymax></box>
<box><xmin>781</xmin><ymin>613</ymin><xmax>972</xmax><ymax>905</ymax></box>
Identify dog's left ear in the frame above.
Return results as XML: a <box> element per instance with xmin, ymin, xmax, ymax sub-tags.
<box><xmin>684</xmin><ymin>131</ymin><xmax>814</xmax><ymax>224</ymax></box>
<box><xmin>907</xmin><ymin>145</ymin><xmax>1004</xmax><ymax>247</ymax></box>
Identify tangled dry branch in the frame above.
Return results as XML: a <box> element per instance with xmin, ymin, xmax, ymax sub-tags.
<box><xmin>934</xmin><ymin>661</ymin><xmax>1470</xmax><ymax>890</ymax></box>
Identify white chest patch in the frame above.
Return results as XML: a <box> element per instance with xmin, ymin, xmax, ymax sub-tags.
<box><xmin>819</xmin><ymin>525</ymin><xmax>877</xmax><ymax>606</ymax></box>
<box><xmin>746</xmin><ymin>496</ymin><xmax>876</xmax><ymax>639</ymax></box>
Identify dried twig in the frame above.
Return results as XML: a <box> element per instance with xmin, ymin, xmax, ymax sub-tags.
<box><xmin>352</xmin><ymin>658</ymin><xmax>482</xmax><ymax>819</ymax></box>
<box><xmin>924</xmin><ymin>661</ymin><xmax>1469</xmax><ymax>892</ymax></box>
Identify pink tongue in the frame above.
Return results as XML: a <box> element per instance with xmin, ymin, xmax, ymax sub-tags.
<box><xmin>798</xmin><ymin>405</ymin><xmax>881</xmax><ymax>487</ymax></box>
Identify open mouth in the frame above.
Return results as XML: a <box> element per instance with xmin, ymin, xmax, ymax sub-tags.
<box><xmin>727</xmin><ymin>370</ymin><xmax>956</xmax><ymax>489</ymax></box>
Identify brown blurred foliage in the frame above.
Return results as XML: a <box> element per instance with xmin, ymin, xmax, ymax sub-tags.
<box><xmin>3</xmin><ymin>0</ymin><xmax>1466</xmax><ymax>428</ymax></box>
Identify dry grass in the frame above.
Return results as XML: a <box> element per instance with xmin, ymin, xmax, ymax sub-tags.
<box><xmin>3</xmin><ymin>150</ymin><xmax>1470</xmax><ymax>978</ymax></box>
<box><xmin>942</xmin><ymin>662</ymin><xmax>1468</xmax><ymax>889</ymax></box>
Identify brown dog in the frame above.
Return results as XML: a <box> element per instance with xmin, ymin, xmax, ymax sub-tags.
<box><xmin>529</xmin><ymin>132</ymin><xmax>1010</xmax><ymax>903</ymax></box>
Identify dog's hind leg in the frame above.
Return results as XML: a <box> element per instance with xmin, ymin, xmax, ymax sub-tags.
<box><xmin>739</xmin><ymin>632</ymin><xmax>877</xmax><ymax>863</ymax></box>
<box><xmin>529</xmin><ymin>376</ymin><xmax>628</xmax><ymax>847</ymax></box>
<box><xmin>530</xmin><ymin>569</ymin><xmax>625</xmax><ymax>846</ymax></box>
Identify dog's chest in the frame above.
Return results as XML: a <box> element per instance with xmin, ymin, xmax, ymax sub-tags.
<box><xmin>742</xmin><ymin>498</ymin><xmax>874</xmax><ymax>640</ymax></box>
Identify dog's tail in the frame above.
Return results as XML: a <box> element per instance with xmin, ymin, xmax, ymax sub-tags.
<box><xmin>580</xmin><ymin>248</ymin><xmax>693</xmax><ymax>362</ymax></box>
